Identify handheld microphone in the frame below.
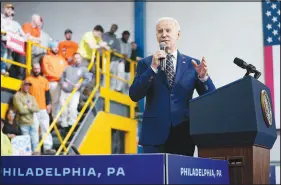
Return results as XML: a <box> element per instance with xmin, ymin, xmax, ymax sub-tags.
<box><xmin>159</xmin><ymin>42</ymin><xmax>166</xmax><ymax>71</ymax></box>
<box><xmin>233</xmin><ymin>57</ymin><xmax>261</xmax><ymax>79</ymax></box>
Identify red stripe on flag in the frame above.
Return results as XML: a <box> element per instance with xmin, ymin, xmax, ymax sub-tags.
<box><xmin>264</xmin><ymin>46</ymin><xmax>275</xmax><ymax>111</ymax></box>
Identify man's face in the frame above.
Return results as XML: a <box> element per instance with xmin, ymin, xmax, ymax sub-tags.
<box><xmin>110</xmin><ymin>25</ymin><xmax>118</xmax><ymax>33</ymax></box>
<box><xmin>123</xmin><ymin>34</ymin><xmax>130</xmax><ymax>42</ymax></box>
<box><xmin>32</xmin><ymin>63</ymin><xmax>41</xmax><ymax>76</ymax></box>
<box><xmin>32</xmin><ymin>16</ymin><xmax>42</xmax><ymax>28</ymax></box>
<box><xmin>65</xmin><ymin>33</ymin><xmax>72</xmax><ymax>40</ymax></box>
<box><xmin>74</xmin><ymin>53</ymin><xmax>82</xmax><ymax>65</ymax></box>
<box><xmin>93</xmin><ymin>30</ymin><xmax>102</xmax><ymax>38</ymax></box>
<box><xmin>7</xmin><ymin>110</ymin><xmax>15</xmax><ymax>122</ymax></box>
<box><xmin>22</xmin><ymin>83</ymin><xmax>31</xmax><ymax>93</ymax></box>
<box><xmin>4</xmin><ymin>7</ymin><xmax>13</xmax><ymax>17</ymax></box>
<box><xmin>156</xmin><ymin>20</ymin><xmax>180</xmax><ymax>51</ymax></box>
<box><xmin>131</xmin><ymin>42</ymin><xmax>137</xmax><ymax>49</ymax></box>
<box><xmin>51</xmin><ymin>46</ymin><xmax>59</xmax><ymax>54</ymax></box>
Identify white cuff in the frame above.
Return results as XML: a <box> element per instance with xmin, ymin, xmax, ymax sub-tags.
<box><xmin>151</xmin><ymin>66</ymin><xmax>158</xmax><ymax>73</ymax></box>
<box><xmin>198</xmin><ymin>75</ymin><xmax>209</xmax><ymax>82</ymax></box>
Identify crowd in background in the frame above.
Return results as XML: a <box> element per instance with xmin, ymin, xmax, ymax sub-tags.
<box><xmin>1</xmin><ymin>3</ymin><xmax>140</xmax><ymax>155</ymax></box>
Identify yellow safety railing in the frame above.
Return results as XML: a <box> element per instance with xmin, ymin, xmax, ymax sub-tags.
<box><xmin>102</xmin><ymin>50</ymin><xmax>137</xmax><ymax>117</ymax></box>
<box><xmin>110</xmin><ymin>50</ymin><xmax>137</xmax><ymax>85</ymax></box>
<box><xmin>0</xmin><ymin>30</ymin><xmax>67</xmax><ymax>152</ymax></box>
<box><xmin>1</xmin><ymin>30</ymin><xmax>50</xmax><ymax>76</ymax></box>
<box><xmin>1</xmin><ymin>29</ymin><xmax>138</xmax><ymax>155</ymax></box>
<box><xmin>36</xmin><ymin>48</ymin><xmax>98</xmax><ymax>154</ymax></box>
<box><xmin>26</xmin><ymin>40</ymin><xmax>50</xmax><ymax>77</ymax></box>
<box><xmin>56</xmin><ymin>52</ymin><xmax>101</xmax><ymax>155</ymax></box>
<box><xmin>1</xmin><ymin>30</ymin><xmax>32</xmax><ymax>74</ymax></box>
<box><xmin>56</xmin><ymin>49</ymin><xmax>138</xmax><ymax>155</ymax></box>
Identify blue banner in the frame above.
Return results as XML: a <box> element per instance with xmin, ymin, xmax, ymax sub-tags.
<box><xmin>270</xmin><ymin>165</ymin><xmax>276</xmax><ymax>184</ymax></box>
<box><xmin>166</xmin><ymin>154</ymin><xmax>229</xmax><ymax>184</ymax></box>
<box><xmin>1</xmin><ymin>154</ymin><xmax>165</xmax><ymax>184</ymax></box>
<box><xmin>1</xmin><ymin>154</ymin><xmax>230</xmax><ymax>184</ymax></box>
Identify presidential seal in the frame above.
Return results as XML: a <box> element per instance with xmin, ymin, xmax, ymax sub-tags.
<box><xmin>261</xmin><ymin>90</ymin><xmax>273</xmax><ymax>127</ymax></box>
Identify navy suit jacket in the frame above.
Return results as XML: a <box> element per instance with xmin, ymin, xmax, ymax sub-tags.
<box><xmin>129</xmin><ymin>51</ymin><xmax>216</xmax><ymax>145</ymax></box>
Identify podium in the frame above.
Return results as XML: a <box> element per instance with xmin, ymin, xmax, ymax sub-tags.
<box><xmin>189</xmin><ymin>76</ymin><xmax>277</xmax><ymax>184</ymax></box>
<box><xmin>1</xmin><ymin>154</ymin><xmax>229</xmax><ymax>184</ymax></box>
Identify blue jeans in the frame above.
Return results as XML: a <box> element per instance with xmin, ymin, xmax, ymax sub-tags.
<box><xmin>1</xmin><ymin>61</ymin><xmax>6</xmax><ymax>73</ymax></box>
<box><xmin>20</xmin><ymin>119</ymin><xmax>39</xmax><ymax>153</ymax></box>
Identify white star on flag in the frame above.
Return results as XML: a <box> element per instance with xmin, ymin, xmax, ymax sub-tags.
<box><xmin>271</xmin><ymin>3</ymin><xmax>277</xmax><ymax>9</ymax></box>
<box><xmin>272</xmin><ymin>16</ymin><xmax>277</xmax><ymax>22</ymax></box>
<box><xmin>262</xmin><ymin>1</ymin><xmax>280</xmax><ymax>129</ymax></box>
<box><xmin>273</xmin><ymin>30</ymin><xmax>278</xmax><ymax>36</ymax></box>
<box><xmin>267</xmin><ymin>37</ymin><xmax>273</xmax><ymax>43</ymax></box>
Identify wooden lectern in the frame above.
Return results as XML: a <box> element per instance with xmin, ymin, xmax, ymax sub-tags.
<box><xmin>189</xmin><ymin>76</ymin><xmax>277</xmax><ymax>184</ymax></box>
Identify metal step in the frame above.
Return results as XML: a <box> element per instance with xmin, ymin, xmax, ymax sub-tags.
<box><xmin>67</xmin><ymin>97</ymin><xmax>101</xmax><ymax>155</ymax></box>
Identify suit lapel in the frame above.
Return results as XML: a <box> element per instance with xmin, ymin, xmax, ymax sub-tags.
<box><xmin>174</xmin><ymin>51</ymin><xmax>188</xmax><ymax>85</ymax></box>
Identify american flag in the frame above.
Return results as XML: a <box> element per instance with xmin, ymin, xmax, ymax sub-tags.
<box><xmin>262</xmin><ymin>1</ymin><xmax>280</xmax><ymax>129</ymax></box>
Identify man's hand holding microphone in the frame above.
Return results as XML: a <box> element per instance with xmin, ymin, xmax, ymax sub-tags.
<box><xmin>151</xmin><ymin>41</ymin><xmax>209</xmax><ymax>80</ymax></box>
<box><xmin>151</xmin><ymin>42</ymin><xmax>166</xmax><ymax>72</ymax></box>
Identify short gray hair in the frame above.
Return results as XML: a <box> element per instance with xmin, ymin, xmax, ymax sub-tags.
<box><xmin>32</xmin><ymin>14</ymin><xmax>41</xmax><ymax>21</ymax></box>
<box><xmin>156</xmin><ymin>17</ymin><xmax>181</xmax><ymax>32</ymax></box>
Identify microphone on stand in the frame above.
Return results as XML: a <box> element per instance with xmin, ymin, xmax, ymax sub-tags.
<box><xmin>159</xmin><ymin>42</ymin><xmax>166</xmax><ymax>71</ymax></box>
<box><xmin>233</xmin><ymin>57</ymin><xmax>261</xmax><ymax>79</ymax></box>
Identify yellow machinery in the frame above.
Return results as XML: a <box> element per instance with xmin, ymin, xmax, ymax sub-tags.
<box><xmin>1</xmin><ymin>31</ymin><xmax>138</xmax><ymax>155</ymax></box>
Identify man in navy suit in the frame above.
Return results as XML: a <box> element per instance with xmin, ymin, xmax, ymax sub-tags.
<box><xmin>129</xmin><ymin>17</ymin><xmax>216</xmax><ymax>156</ymax></box>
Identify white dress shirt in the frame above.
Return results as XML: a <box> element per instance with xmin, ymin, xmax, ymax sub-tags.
<box><xmin>151</xmin><ymin>50</ymin><xmax>208</xmax><ymax>82</ymax></box>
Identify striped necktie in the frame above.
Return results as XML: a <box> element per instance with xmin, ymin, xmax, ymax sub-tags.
<box><xmin>166</xmin><ymin>54</ymin><xmax>175</xmax><ymax>88</ymax></box>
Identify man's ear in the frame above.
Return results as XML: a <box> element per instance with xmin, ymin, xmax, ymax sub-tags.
<box><xmin>177</xmin><ymin>31</ymin><xmax>181</xmax><ymax>40</ymax></box>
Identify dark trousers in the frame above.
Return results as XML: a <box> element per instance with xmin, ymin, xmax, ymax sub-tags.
<box><xmin>142</xmin><ymin>121</ymin><xmax>195</xmax><ymax>156</ymax></box>
<box><xmin>8</xmin><ymin>52</ymin><xmax>26</xmax><ymax>80</ymax></box>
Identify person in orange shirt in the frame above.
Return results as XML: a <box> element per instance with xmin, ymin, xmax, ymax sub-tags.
<box><xmin>22</xmin><ymin>14</ymin><xmax>42</xmax><ymax>43</ymax></box>
<box><xmin>41</xmin><ymin>41</ymin><xmax>68</xmax><ymax>120</ymax></box>
<box><xmin>25</xmin><ymin>62</ymin><xmax>56</xmax><ymax>155</ymax></box>
<box><xmin>58</xmin><ymin>29</ymin><xmax>78</xmax><ymax>65</ymax></box>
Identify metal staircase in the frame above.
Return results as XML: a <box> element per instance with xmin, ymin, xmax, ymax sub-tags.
<box><xmin>1</xmin><ymin>34</ymin><xmax>139</xmax><ymax>155</ymax></box>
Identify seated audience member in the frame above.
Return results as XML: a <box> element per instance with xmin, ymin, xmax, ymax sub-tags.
<box><xmin>59</xmin><ymin>29</ymin><xmax>78</xmax><ymax>65</ymax></box>
<box><xmin>78</xmin><ymin>25</ymin><xmax>110</xmax><ymax>74</ymax></box>
<box><xmin>13</xmin><ymin>80</ymin><xmax>39</xmax><ymax>153</ymax></box>
<box><xmin>102</xmin><ymin>24</ymin><xmax>122</xmax><ymax>91</ymax></box>
<box><xmin>1</xmin><ymin>119</ymin><xmax>13</xmax><ymax>156</ymax></box>
<box><xmin>2</xmin><ymin>109</ymin><xmax>22</xmax><ymax>139</ymax></box>
<box><xmin>116</xmin><ymin>31</ymin><xmax>132</xmax><ymax>94</ymax></box>
<box><xmin>32</xmin><ymin>18</ymin><xmax>52</xmax><ymax>65</ymax></box>
<box><xmin>25</xmin><ymin>62</ymin><xmax>55</xmax><ymax>155</ymax></box>
<box><xmin>59</xmin><ymin>53</ymin><xmax>91</xmax><ymax>136</ymax></box>
<box><xmin>41</xmin><ymin>41</ymin><xmax>68</xmax><ymax>119</ymax></box>
<box><xmin>1</xmin><ymin>4</ymin><xmax>26</xmax><ymax>80</ymax></box>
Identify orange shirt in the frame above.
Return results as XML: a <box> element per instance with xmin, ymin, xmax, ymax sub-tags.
<box><xmin>41</xmin><ymin>54</ymin><xmax>68</xmax><ymax>82</ymax></box>
<box><xmin>58</xmin><ymin>40</ymin><xmax>78</xmax><ymax>63</ymax></box>
<box><xmin>22</xmin><ymin>22</ymin><xmax>40</xmax><ymax>37</ymax></box>
<box><xmin>25</xmin><ymin>75</ymin><xmax>49</xmax><ymax>110</ymax></box>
